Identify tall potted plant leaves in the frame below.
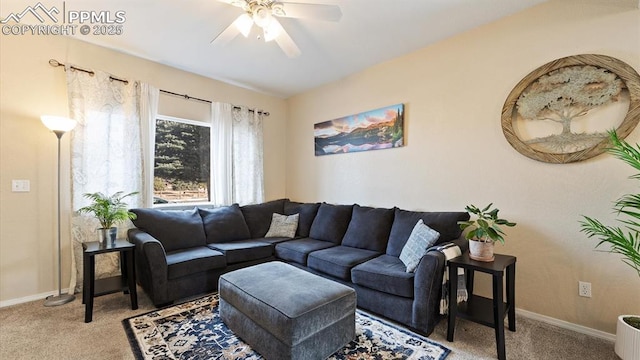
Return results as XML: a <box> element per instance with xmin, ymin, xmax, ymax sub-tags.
<box><xmin>78</xmin><ymin>191</ymin><xmax>138</xmax><ymax>244</ymax></box>
<box><xmin>580</xmin><ymin>130</ymin><xmax>640</xmax><ymax>360</ymax></box>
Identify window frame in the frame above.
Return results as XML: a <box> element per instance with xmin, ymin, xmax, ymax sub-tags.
<box><xmin>152</xmin><ymin>114</ymin><xmax>213</xmax><ymax>208</ymax></box>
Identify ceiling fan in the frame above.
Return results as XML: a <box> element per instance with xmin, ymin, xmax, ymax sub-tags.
<box><xmin>212</xmin><ymin>0</ymin><xmax>342</xmax><ymax>58</ymax></box>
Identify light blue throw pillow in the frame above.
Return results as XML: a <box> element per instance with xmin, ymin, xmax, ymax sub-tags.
<box><xmin>399</xmin><ymin>219</ymin><xmax>441</xmax><ymax>272</ymax></box>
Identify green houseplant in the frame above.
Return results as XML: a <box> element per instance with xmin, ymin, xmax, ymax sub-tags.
<box><xmin>78</xmin><ymin>191</ymin><xmax>138</xmax><ymax>244</ymax></box>
<box><xmin>458</xmin><ymin>203</ymin><xmax>516</xmax><ymax>262</ymax></box>
<box><xmin>579</xmin><ymin>130</ymin><xmax>640</xmax><ymax>359</ymax></box>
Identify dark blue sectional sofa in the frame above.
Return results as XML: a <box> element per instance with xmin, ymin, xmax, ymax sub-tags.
<box><xmin>127</xmin><ymin>198</ymin><xmax>469</xmax><ymax>335</ymax></box>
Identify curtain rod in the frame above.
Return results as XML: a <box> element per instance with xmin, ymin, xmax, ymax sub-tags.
<box><xmin>159</xmin><ymin>89</ymin><xmax>269</xmax><ymax>117</ymax></box>
<box><xmin>48</xmin><ymin>59</ymin><xmax>269</xmax><ymax>117</ymax></box>
<box><xmin>49</xmin><ymin>59</ymin><xmax>129</xmax><ymax>84</ymax></box>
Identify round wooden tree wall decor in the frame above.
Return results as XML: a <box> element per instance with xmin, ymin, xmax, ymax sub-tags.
<box><xmin>501</xmin><ymin>54</ymin><xmax>640</xmax><ymax>163</ymax></box>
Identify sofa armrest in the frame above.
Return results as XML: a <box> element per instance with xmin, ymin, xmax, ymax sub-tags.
<box><xmin>411</xmin><ymin>250</ymin><xmax>444</xmax><ymax>334</ymax></box>
<box><xmin>127</xmin><ymin>228</ymin><xmax>169</xmax><ymax>305</ymax></box>
<box><xmin>411</xmin><ymin>236</ymin><xmax>468</xmax><ymax>334</ymax></box>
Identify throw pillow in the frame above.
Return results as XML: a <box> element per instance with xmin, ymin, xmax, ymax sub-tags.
<box><xmin>341</xmin><ymin>204</ymin><xmax>395</xmax><ymax>252</ymax></box>
<box><xmin>198</xmin><ymin>204</ymin><xmax>251</xmax><ymax>243</ymax></box>
<box><xmin>240</xmin><ymin>199</ymin><xmax>287</xmax><ymax>238</ymax></box>
<box><xmin>283</xmin><ymin>201</ymin><xmax>320</xmax><ymax>237</ymax></box>
<box><xmin>130</xmin><ymin>208</ymin><xmax>206</xmax><ymax>252</ymax></box>
<box><xmin>308</xmin><ymin>203</ymin><xmax>354</xmax><ymax>243</ymax></box>
<box><xmin>387</xmin><ymin>208</ymin><xmax>469</xmax><ymax>256</ymax></box>
<box><xmin>399</xmin><ymin>219</ymin><xmax>441</xmax><ymax>273</ymax></box>
<box><xmin>264</xmin><ymin>213</ymin><xmax>299</xmax><ymax>238</ymax></box>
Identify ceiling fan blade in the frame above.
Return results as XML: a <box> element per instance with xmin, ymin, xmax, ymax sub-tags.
<box><xmin>278</xmin><ymin>2</ymin><xmax>342</xmax><ymax>22</ymax></box>
<box><xmin>270</xmin><ymin>19</ymin><xmax>301</xmax><ymax>58</ymax></box>
<box><xmin>211</xmin><ymin>20</ymin><xmax>241</xmax><ymax>45</ymax></box>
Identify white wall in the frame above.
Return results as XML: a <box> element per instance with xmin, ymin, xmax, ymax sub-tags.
<box><xmin>286</xmin><ymin>0</ymin><xmax>640</xmax><ymax>334</ymax></box>
<box><xmin>0</xmin><ymin>34</ymin><xmax>287</xmax><ymax>303</ymax></box>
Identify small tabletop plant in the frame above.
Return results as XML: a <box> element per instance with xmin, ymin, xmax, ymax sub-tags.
<box><xmin>458</xmin><ymin>203</ymin><xmax>517</xmax><ymax>244</ymax></box>
<box><xmin>78</xmin><ymin>191</ymin><xmax>138</xmax><ymax>229</ymax></box>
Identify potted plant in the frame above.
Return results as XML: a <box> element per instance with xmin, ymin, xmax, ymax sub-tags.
<box><xmin>458</xmin><ymin>203</ymin><xmax>516</xmax><ymax>262</ymax></box>
<box><xmin>78</xmin><ymin>191</ymin><xmax>138</xmax><ymax>244</ymax></box>
<box><xmin>580</xmin><ymin>130</ymin><xmax>640</xmax><ymax>360</ymax></box>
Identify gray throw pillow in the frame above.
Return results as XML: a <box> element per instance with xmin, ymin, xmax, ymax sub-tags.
<box><xmin>399</xmin><ymin>219</ymin><xmax>441</xmax><ymax>272</ymax></box>
<box><xmin>264</xmin><ymin>213</ymin><xmax>299</xmax><ymax>238</ymax></box>
<box><xmin>198</xmin><ymin>204</ymin><xmax>251</xmax><ymax>243</ymax></box>
<box><xmin>130</xmin><ymin>208</ymin><xmax>206</xmax><ymax>252</ymax></box>
<box><xmin>309</xmin><ymin>203</ymin><xmax>353</xmax><ymax>243</ymax></box>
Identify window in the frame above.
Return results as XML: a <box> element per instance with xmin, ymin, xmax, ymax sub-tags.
<box><xmin>153</xmin><ymin>115</ymin><xmax>210</xmax><ymax>205</ymax></box>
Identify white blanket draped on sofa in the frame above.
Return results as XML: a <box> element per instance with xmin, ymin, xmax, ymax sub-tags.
<box><xmin>436</xmin><ymin>243</ymin><xmax>468</xmax><ymax>315</ymax></box>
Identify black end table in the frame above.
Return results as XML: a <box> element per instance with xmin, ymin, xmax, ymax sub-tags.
<box><xmin>447</xmin><ymin>253</ymin><xmax>516</xmax><ymax>360</ymax></box>
<box><xmin>82</xmin><ymin>239</ymin><xmax>138</xmax><ymax>323</ymax></box>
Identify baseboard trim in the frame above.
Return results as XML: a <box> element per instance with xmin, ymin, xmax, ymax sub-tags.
<box><xmin>517</xmin><ymin>308</ymin><xmax>616</xmax><ymax>342</ymax></box>
<box><xmin>0</xmin><ymin>288</ymin><xmax>73</xmax><ymax>308</ymax></box>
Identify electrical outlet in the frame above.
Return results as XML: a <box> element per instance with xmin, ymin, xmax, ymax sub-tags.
<box><xmin>579</xmin><ymin>281</ymin><xmax>592</xmax><ymax>298</ymax></box>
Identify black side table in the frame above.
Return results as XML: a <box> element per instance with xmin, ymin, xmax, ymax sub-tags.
<box><xmin>82</xmin><ymin>239</ymin><xmax>138</xmax><ymax>323</ymax></box>
<box><xmin>447</xmin><ymin>253</ymin><xmax>516</xmax><ymax>360</ymax></box>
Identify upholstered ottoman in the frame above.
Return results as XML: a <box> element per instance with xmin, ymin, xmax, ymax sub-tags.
<box><xmin>219</xmin><ymin>261</ymin><xmax>356</xmax><ymax>360</ymax></box>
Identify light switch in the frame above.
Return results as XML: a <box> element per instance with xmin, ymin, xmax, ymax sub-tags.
<box><xmin>11</xmin><ymin>179</ymin><xmax>30</xmax><ymax>192</ymax></box>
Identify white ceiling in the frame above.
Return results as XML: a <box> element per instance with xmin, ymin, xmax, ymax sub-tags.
<box><xmin>3</xmin><ymin>0</ymin><xmax>638</xmax><ymax>98</ymax></box>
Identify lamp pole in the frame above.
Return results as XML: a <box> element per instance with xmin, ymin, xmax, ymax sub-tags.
<box><xmin>42</xmin><ymin>116</ymin><xmax>77</xmax><ymax>306</ymax></box>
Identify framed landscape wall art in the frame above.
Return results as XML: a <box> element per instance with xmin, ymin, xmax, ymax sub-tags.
<box><xmin>314</xmin><ymin>104</ymin><xmax>405</xmax><ymax>156</ymax></box>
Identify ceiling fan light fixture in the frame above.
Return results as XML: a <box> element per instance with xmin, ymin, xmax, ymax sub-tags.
<box><xmin>215</xmin><ymin>0</ymin><xmax>340</xmax><ymax>58</ymax></box>
<box><xmin>233</xmin><ymin>13</ymin><xmax>253</xmax><ymax>37</ymax></box>
<box><xmin>271</xmin><ymin>2</ymin><xmax>285</xmax><ymax>17</ymax></box>
<box><xmin>252</xmin><ymin>5</ymin><xmax>273</xmax><ymax>28</ymax></box>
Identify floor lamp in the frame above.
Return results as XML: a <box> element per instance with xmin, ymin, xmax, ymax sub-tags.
<box><xmin>41</xmin><ymin>115</ymin><xmax>77</xmax><ymax>306</ymax></box>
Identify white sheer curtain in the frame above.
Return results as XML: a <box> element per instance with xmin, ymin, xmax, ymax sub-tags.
<box><xmin>211</xmin><ymin>102</ymin><xmax>233</xmax><ymax>206</ymax></box>
<box><xmin>211</xmin><ymin>102</ymin><xmax>264</xmax><ymax>206</ymax></box>
<box><xmin>232</xmin><ymin>106</ymin><xmax>264</xmax><ymax>205</ymax></box>
<box><xmin>66</xmin><ymin>67</ymin><xmax>147</xmax><ymax>292</ymax></box>
<box><xmin>140</xmin><ymin>83</ymin><xmax>159</xmax><ymax>208</ymax></box>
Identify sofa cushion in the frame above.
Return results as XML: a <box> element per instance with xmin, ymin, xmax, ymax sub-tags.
<box><xmin>284</xmin><ymin>201</ymin><xmax>321</xmax><ymax>237</ymax></box>
<box><xmin>165</xmin><ymin>246</ymin><xmax>226</xmax><ymax>280</ymax></box>
<box><xmin>275</xmin><ymin>238</ymin><xmax>337</xmax><ymax>265</ymax></box>
<box><xmin>254</xmin><ymin>236</ymin><xmax>293</xmax><ymax>245</ymax></box>
<box><xmin>199</xmin><ymin>204</ymin><xmax>251</xmax><ymax>243</ymax></box>
<box><xmin>309</xmin><ymin>203</ymin><xmax>353</xmax><ymax>243</ymax></box>
<box><xmin>351</xmin><ymin>255</ymin><xmax>414</xmax><ymax>298</ymax></box>
<box><xmin>341</xmin><ymin>205</ymin><xmax>394</xmax><ymax>252</ymax></box>
<box><xmin>399</xmin><ymin>219</ymin><xmax>440</xmax><ymax>272</ymax></box>
<box><xmin>207</xmin><ymin>240</ymin><xmax>273</xmax><ymax>264</ymax></box>
<box><xmin>240</xmin><ymin>199</ymin><xmax>287</xmax><ymax>238</ymax></box>
<box><xmin>307</xmin><ymin>245</ymin><xmax>380</xmax><ymax>281</ymax></box>
<box><xmin>130</xmin><ymin>208</ymin><xmax>206</xmax><ymax>252</ymax></box>
<box><xmin>387</xmin><ymin>209</ymin><xmax>470</xmax><ymax>256</ymax></box>
<box><xmin>264</xmin><ymin>213</ymin><xmax>299</xmax><ymax>238</ymax></box>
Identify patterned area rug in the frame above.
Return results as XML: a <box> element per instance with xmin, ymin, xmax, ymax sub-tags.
<box><xmin>123</xmin><ymin>294</ymin><xmax>450</xmax><ymax>360</ymax></box>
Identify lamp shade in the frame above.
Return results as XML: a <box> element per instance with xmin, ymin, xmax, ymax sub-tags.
<box><xmin>41</xmin><ymin>115</ymin><xmax>77</xmax><ymax>133</ymax></box>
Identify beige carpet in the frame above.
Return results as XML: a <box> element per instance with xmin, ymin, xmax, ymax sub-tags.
<box><xmin>0</xmin><ymin>288</ymin><xmax>618</xmax><ymax>360</ymax></box>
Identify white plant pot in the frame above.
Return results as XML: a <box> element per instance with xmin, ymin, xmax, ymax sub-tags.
<box><xmin>468</xmin><ymin>239</ymin><xmax>495</xmax><ymax>262</ymax></box>
<box><xmin>615</xmin><ymin>315</ymin><xmax>640</xmax><ymax>360</ymax></box>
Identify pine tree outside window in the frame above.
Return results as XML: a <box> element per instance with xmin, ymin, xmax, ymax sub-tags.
<box><xmin>153</xmin><ymin>115</ymin><xmax>211</xmax><ymax>204</ymax></box>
